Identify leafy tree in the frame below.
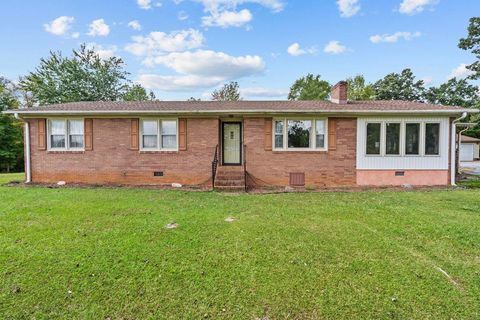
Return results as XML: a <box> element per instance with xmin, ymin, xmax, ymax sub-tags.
<box><xmin>0</xmin><ymin>77</ymin><xmax>23</xmax><ymax>172</ymax></box>
<box><xmin>373</xmin><ymin>69</ymin><xmax>425</xmax><ymax>102</ymax></box>
<box><xmin>20</xmin><ymin>44</ymin><xmax>130</xmax><ymax>105</ymax></box>
<box><xmin>123</xmin><ymin>84</ymin><xmax>156</xmax><ymax>101</ymax></box>
<box><xmin>425</xmin><ymin>78</ymin><xmax>480</xmax><ymax>108</ymax></box>
<box><xmin>288</xmin><ymin>74</ymin><xmax>330</xmax><ymax>100</ymax></box>
<box><xmin>458</xmin><ymin>17</ymin><xmax>480</xmax><ymax>80</ymax></box>
<box><xmin>211</xmin><ymin>82</ymin><xmax>241</xmax><ymax>101</ymax></box>
<box><xmin>187</xmin><ymin>97</ymin><xmax>201</xmax><ymax>101</ymax></box>
<box><xmin>346</xmin><ymin>75</ymin><xmax>375</xmax><ymax>100</ymax></box>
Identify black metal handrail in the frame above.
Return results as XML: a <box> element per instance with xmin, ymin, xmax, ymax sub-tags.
<box><xmin>243</xmin><ymin>144</ymin><xmax>247</xmax><ymax>192</ymax></box>
<box><xmin>211</xmin><ymin>144</ymin><xmax>219</xmax><ymax>190</ymax></box>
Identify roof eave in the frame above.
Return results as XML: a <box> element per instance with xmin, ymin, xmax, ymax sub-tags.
<box><xmin>4</xmin><ymin>108</ymin><xmax>477</xmax><ymax>117</ymax></box>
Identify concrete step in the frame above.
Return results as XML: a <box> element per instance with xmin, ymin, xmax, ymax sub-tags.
<box><xmin>216</xmin><ymin>174</ymin><xmax>245</xmax><ymax>181</ymax></box>
<box><xmin>215</xmin><ymin>179</ymin><xmax>245</xmax><ymax>187</ymax></box>
<box><xmin>215</xmin><ymin>185</ymin><xmax>245</xmax><ymax>192</ymax></box>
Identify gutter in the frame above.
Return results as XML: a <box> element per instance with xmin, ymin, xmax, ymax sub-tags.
<box><xmin>3</xmin><ymin>108</ymin><xmax>478</xmax><ymax>117</ymax></box>
<box><xmin>450</xmin><ymin>112</ymin><xmax>474</xmax><ymax>186</ymax></box>
<box><xmin>14</xmin><ymin>113</ymin><xmax>31</xmax><ymax>183</ymax></box>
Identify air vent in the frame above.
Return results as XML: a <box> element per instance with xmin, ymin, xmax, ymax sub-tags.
<box><xmin>154</xmin><ymin>171</ymin><xmax>164</xmax><ymax>177</ymax></box>
<box><xmin>395</xmin><ymin>171</ymin><xmax>405</xmax><ymax>177</ymax></box>
<box><xmin>289</xmin><ymin>172</ymin><xmax>305</xmax><ymax>186</ymax></box>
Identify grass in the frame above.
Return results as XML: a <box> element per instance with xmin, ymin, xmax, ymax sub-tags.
<box><xmin>1</xmin><ymin>175</ymin><xmax>480</xmax><ymax>319</ymax></box>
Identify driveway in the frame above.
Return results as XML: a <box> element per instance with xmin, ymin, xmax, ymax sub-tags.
<box><xmin>460</xmin><ymin>161</ymin><xmax>480</xmax><ymax>176</ymax></box>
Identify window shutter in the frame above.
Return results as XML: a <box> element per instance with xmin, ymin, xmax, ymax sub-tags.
<box><xmin>179</xmin><ymin>118</ymin><xmax>187</xmax><ymax>151</ymax></box>
<box><xmin>131</xmin><ymin>119</ymin><xmax>139</xmax><ymax>150</ymax></box>
<box><xmin>84</xmin><ymin>118</ymin><xmax>93</xmax><ymax>151</ymax></box>
<box><xmin>38</xmin><ymin>119</ymin><xmax>46</xmax><ymax>151</ymax></box>
<box><xmin>264</xmin><ymin>118</ymin><xmax>272</xmax><ymax>151</ymax></box>
<box><xmin>328</xmin><ymin>118</ymin><xmax>337</xmax><ymax>151</ymax></box>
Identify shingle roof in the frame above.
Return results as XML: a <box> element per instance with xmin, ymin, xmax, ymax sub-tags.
<box><xmin>461</xmin><ymin>135</ymin><xmax>480</xmax><ymax>143</ymax></box>
<box><xmin>5</xmin><ymin>100</ymin><xmax>477</xmax><ymax>115</ymax></box>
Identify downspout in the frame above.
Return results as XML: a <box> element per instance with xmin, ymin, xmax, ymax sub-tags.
<box><xmin>450</xmin><ymin>112</ymin><xmax>468</xmax><ymax>186</ymax></box>
<box><xmin>15</xmin><ymin>113</ymin><xmax>31</xmax><ymax>183</ymax></box>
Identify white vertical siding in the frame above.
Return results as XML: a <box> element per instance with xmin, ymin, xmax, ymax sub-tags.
<box><xmin>357</xmin><ymin>116</ymin><xmax>450</xmax><ymax>170</ymax></box>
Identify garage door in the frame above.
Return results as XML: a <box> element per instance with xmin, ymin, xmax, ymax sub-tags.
<box><xmin>460</xmin><ymin>143</ymin><xmax>474</xmax><ymax>162</ymax></box>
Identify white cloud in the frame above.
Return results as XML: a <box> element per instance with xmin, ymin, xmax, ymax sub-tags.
<box><xmin>178</xmin><ymin>11</ymin><xmax>189</xmax><ymax>20</ymax></box>
<box><xmin>191</xmin><ymin>0</ymin><xmax>283</xmax><ymax>28</ymax></box>
<box><xmin>44</xmin><ymin>16</ymin><xmax>76</xmax><ymax>37</ymax></box>
<box><xmin>399</xmin><ymin>0</ymin><xmax>437</xmax><ymax>15</ymax></box>
<box><xmin>125</xmin><ymin>29</ymin><xmax>204</xmax><ymax>56</ymax></box>
<box><xmin>145</xmin><ymin>50</ymin><xmax>265</xmax><ymax>77</ymax></box>
<box><xmin>240</xmin><ymin>87</ymin><xmax>288</xmax><ymax>98</ymax></box>
<box><xmin>369</xmin><ymin>31</ymin><xmax>421</xmax><ymax>43</ymax></box>
<box><xmin>287</xmin><ymin>43</ymin><xmax>316</xmax><ymax>56</ymax></box>
<box><xmin>202</xmin><ymin>9</ymin><xmax>252</xmax><ymax>28</ymax></box>
<box><xmin>137</xmin><ymin>0</ymin><xmax>152</xmax><ymax>9</ymax></box>
<box><xmin>337</xmin><ymin>0</ymin><xmax>360</xmax><ymax>18</ymax></box>
<box><xmin>194</xmin><ymin>0</ymin><xmax>284</xmax><ymax>13</ymax></box>
<box><xmin>138</xmin><ymin>50</ymin><xmax>265</xmax><ymax>91</ymax></box>
<box><xmin>87</xmin><ymin>19</ymin><xmax>110</xmax><ymax>37</ymax></box>
<box><xmin>448</xmin><ymin>63</ymin><xmax>474</xmax><ymax>80</ymax></box>
<box><xmin>85</xmin><ymin>43</ymin><xmax>119</xmax><ymax>60</ymax></box>
<box><xmin>323</xmin><ymin>40</ymin><xmax>347</xmax><ymax>54</ymax></box>
<box><xmin>127</xmin><ymin>20</ymin><xmax>142</xmax><ymax>31</ymax></box>
<box><xmin>138</xmin><ymin>74</ymin><xmax>224</xmax><ymax>91</ymax></box>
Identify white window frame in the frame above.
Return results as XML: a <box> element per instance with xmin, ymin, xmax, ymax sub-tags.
<box><xmin>140</xmin><ymin>118</ymin><xmax>179</xmax><ymax>151</ymax></box>
<box><xmin>384</xmin><ymin>121</ymin><xmax>402</xmax><ymax>157</ymax></box>
<box><xmin>404</xmin><ymin>121</ymin><xmax>422</xmax><ymax>157</ymax></box>
<box><xmin>365</xmin><ymin>120</ymin><xmax>441</xmax><ymax>157</ymax></box>
<box><xmin>424</xmin><ymin>121</ymin><xmax>441</xmax><ymax>157</ymax></box>
<box><xmin>272</xmin><ymin>117</ymin><xmax>328</xmax><ymax>151</ymax></box>
<box><xmin>47</xmin><ymin>118</ymin><xmax>85</xmax><ymax>151</ymax></box>
<box><xmin>365</xmin><ymin>121</ymin><xmax>383</xmax><ymax>156</ymax></box>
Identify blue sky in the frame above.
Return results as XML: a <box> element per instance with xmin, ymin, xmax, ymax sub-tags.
<box><xmin>0</xmin><ymin>0</ymin><xmax>478</xmax><ymax>100</ymax></box>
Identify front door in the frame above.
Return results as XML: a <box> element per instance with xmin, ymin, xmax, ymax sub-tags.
<box><xmin>222</xmin><ymin>122</ymin><xmax>242</xmax><ymax>165</ymax></box>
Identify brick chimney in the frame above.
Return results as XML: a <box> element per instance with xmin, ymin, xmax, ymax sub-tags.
<box><xmin>330</xmin><ymin>81</ymin><xmax>348</xmax><ymax>104</ymax></box>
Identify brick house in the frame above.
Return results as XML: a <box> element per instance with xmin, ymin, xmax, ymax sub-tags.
<box><xmin>5</xmin><ymin>82</ymin><xmax>477</xmax><ymax>190</ymax></box>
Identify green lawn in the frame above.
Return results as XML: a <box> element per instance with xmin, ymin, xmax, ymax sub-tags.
<box><xmin>1</xmin><ymin>175</ymin><xmax>480</xmax><ymax>319</ymax></box>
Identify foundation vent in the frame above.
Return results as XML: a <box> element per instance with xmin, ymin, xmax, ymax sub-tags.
<box><xmin>289</xmin><ymin>172</ymin><xmax>305</xmax><ymax>186</ymax></box>
<box><xmin>154</xmin><ymin>171</ymin><xmax>164</xmax><ymax>177</ymax></box>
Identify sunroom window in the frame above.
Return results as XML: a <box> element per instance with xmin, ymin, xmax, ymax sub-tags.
<box><xmin>385</xmin><ymin>123</ymin><xmax>400</xmax><ymax>155</ymax></box>
<box><xmin>366</xmin><ymin>123</ymin><xmax>381</xmax><ymax>155</ymax></box>
<box><xmin>141</xmin><ymin>119</ymin><xmax>178</xmax><ymax>150</ymax></box>
<box><xmin>425</xmin><ymin>123</ymin><xmax>440</xmax><ymax>155</ymax></box>
<box><xmin>48</xmin><ymin>119</ymin><xmax>84</xmax><ymax>150</ymax></box>
<box><xmin>273</xmin><ymin>118</ymin><xmax>326</xmax><ymax>150</ymax></box>
<box><xmin>405</xmin><ymin>123</ymin><xmax>420</xmax><ymax>155</ymax></box>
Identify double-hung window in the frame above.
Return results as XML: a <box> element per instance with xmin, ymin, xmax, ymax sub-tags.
<box><xmin>366</xmin><ymin>123</ymin><xmax>381</xmax><ymax>155</ymax></box>
<box><xmin>385</xmin><ymin>122</ymin><xmax>400</xmax><ymax>155</ymax></box>
<box><xmin>48</xmin><ymin>119</ymin><xmax>84</xmax><ymax>150</ymax></box>
<box><xmin>273</xmin><ymin>118</ymin><xmax>327</xmax><ymax>150</ymax></box>
<box><xmin>141</xmin><ymin>119</ymin><xmax>178</xmax><ymax>151</ymax></box>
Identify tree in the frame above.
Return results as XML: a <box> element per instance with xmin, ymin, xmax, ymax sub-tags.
<box><xmin>373</xmin><ymin>69</ymin><xmax>425</xmax><ymax>102</ymax></box>
<box><xmin>346</xmin><ymin>75</ymin><xmax>375</xmax><ymax>100</ymax></box>
<box><xmin>211</xmin><ymin>82</ymin><xmax>241</xmax><ymax>101</ymax></box>
<box><xmin>20</xmin><ymin>44</ymin><xmax>130</xmax><ymax>105</ymax></box>
<box><xmin>187</xmin><ymin>97</ymin><xmax>201</xmax><ymax>101</ymax></box>
<box><xmin>288</xmin><ymin>74</ymin><xmax>330</xmax><ymax>100</ymax></box>
<box><xmin>123</xmin><ymin>84</ymin><xmax>156</xmax><ymax>101</ymax></box>
<box><xmin>458</xmin><ymin>17</ymin><xmax>480</xmax><ymax>80</ymax></box>
<box><xmin>425</xmin><ymin>78</ymin><xmax>480</xmax><ymax>108</ymax></box>
<box><xmin>0</xmin><ymin>77</ymin><xmax>23</xmax><ymax>172</ymax></box>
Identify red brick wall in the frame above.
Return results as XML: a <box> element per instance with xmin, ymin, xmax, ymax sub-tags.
<box><xmin>243</xmin><ymin>117</ymin><xmax>357</xmax><ymax>187</ymax></box>
<box><xmin>28</xmin><ymin>118</ymin><xmax>218</xmax><ymax>186</ymax></box>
